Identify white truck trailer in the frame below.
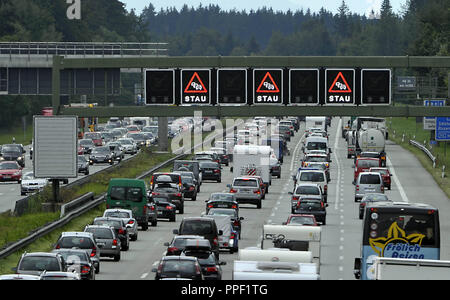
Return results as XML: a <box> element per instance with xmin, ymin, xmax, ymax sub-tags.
<box><xmin>233</xmin><ymin>145</ymin><xmax>272</xmax><ymax>192</ymax></box>
<box><xmin>371</xmin><ymin>257</ymin><xmax>450</xmax><ymax>280</ymax></box>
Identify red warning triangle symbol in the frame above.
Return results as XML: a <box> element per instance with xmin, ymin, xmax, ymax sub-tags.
<box><xmin>256</xmin><ymin>72</ymin><xmax>280</xmax><ymax>93</ymax></box>
<box><xmin>184</xmin><ymin>72</ymin><xmax>208</xmax><ymax>93</ymax></box>
<box><xmin>328</xmin><ymin>72</ymin><xmax>352</xmax><ymax>93</ymax></box>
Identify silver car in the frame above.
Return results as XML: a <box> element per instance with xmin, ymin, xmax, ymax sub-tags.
<box><xmin>227</xmin><ymin>177</ymin><xmax>262</xmax><ymax>209</ymax></box>
<box><xmin>354</xmin><ymin>172</ymin><xmax>384</xmax><ymax>202</ymax></box>
<box><xmin>102</xmin><ymin>208</ymin><xmax>138</xmax><ymax>241</ymax></box>
<box><xmin>117</xmin><ymin>138</ymin><xmax>138</xmax><ymax>155</ymax></box>
<box><xmin>289</xmin><ymin>183</ymin><xmax>324</xmax><ymax>213</ymax></box>
<box><xmin>84</xmin><ymin>225</ymin><xmax>121</xmax><ymax>262</ymax></box>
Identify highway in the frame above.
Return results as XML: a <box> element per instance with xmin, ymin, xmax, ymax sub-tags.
<box><xmin>88</xmin><ymin>117</ymin><xmax>450</xmax><ymax>280</ymax></box>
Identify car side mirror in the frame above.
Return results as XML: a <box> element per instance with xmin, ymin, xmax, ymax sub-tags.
<box><xmin>151</xmin><ymin>268</ymin><xmax>157</xmax><ymax>273</ymax></box>
<box><xmin>218</xmin><ymin>230</ymin><xmax>223</xmax><ymax>236</ymax></box>
<box><xmin>11</xmin><ymin>267</ymin><xmax>17</xmax><ymax>272</ymax></box>
<box><xmin>288</xmin><ymin>192</ymin><xmax>293</xmax><ymax>195</ymax></box>
<box><xmin>240</xmin><ymin>217</ymin><xmax>244</xmax><ymax>220</ymax></box>
<box><xmin>172</xmin><ymin>229</ymin><xmax>179</xmax><ymax>234</ymax></box>
<box><xmin>219</xmin><ymin>261</ymin><xmax>227</xmax><ymax>266</ymax></box>
<box><xmin>282</xmin><ymin>222</ymin><xmax>287</xmax><ymax>225</ymax></box>
<box><xmin>163</xmin><ymin>242</ymin><xmax>169</xmax><ymax>246</ymax></box>
<box><xmin>325</xmin><ymin>203</ymin><xmax>329</xmax><ymax>207</ymax></box>
<box><xmin>226</xmin><ymin>184</ymin><xmax>231</xmax><ymax>189</ymax></box>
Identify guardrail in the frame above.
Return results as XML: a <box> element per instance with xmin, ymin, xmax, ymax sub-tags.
<box><xmin>409</xmin><ymin>139</ymin><xmax>437</xmax><ymax>168</ymax></box>
<box><xmin>0</xmin><ymin>120</ymin><xmax>242</xmax><ymax>260</ymax></box>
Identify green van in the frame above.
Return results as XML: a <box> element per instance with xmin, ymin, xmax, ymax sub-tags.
<box><xmin>106</xmin><ymin>178</ymin><xmax>149</xmax><ymax>230</ymax></box>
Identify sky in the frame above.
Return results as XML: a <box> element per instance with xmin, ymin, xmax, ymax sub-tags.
<box><xmin>121</xmin><ymin>0</ymin><xmax>407</xmax><ymax>16</ymax></box>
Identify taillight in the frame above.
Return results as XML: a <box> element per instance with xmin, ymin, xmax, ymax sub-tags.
<box><xmin>189</xmin><ymin>186</ymin><xmax>195</xmax><ymax>191</ymax></box>
<box><xmin>143</xmin><ymin>204</ymin><xmax>147</xmax><ymax>215</ymax></box>
<box><xmin>81</xmin><ymin>265</ymin><xmax>91</xmax><ymax>274</ymax></box>
<box><xmin>128</xmin><ymin>220</ymin><xmax>134</xmax><ymax>225</ymax></box>
<box><xmin>356</xmin><ymin>185</ymin><xmax>359</xmax><ymax>191</ymax></box>
<box><xmin>324</xmin><ymin>185</ymin><xmax>328</xmax><ymax>192</ymax></box>
<box><xmin>233</xmin><ymin>220</ymin><xmax>239</xmax><ymax>227</ymax></box>
<box><xmin>213</xmin><ymin>169</ymin><xmax>220</xmax><ymax>173</ymax></box>
<box><xmin>167</xmin><ymin>247</ymin><xmax>178</xmax><ymax>253</ymax></box>
<box><xmin>152</xmin><ymin>192</ymin><xmax>160</xmax><ymax>196</ymax></box>
<box><xmin>118</xmin><ymin>228</ymin><xmax>125</xmax><ymax>235</ymax></box>
<box><xmin>230</xmin><ymin>232</ymin><xmax>236</xmax><ymax>239</ymax></box>
<box><xmin>254</xmin><ymin>190</ymin><xmax>260</xmax><ymax>194</ymax></box>
<box><xmin>292</xmin><ymin>196</ymin><xmax>299</xmax><ymax>201</ymax></box>
<box><xmin>195</xmin><ymin>263</ymin><xmax>202</xmax><ymax>275</ymax></box>
<box><xmin>230</xmin><ymin>189</ymin><xmax>237</xmax><ymax>193</ymax></box>
<box><xmin>213</xmin><ymin>237</ymin><xmax>218</xmax><ymax>246</ymax></box>
<box><xmin>151</xmin><ymin>205</ymin><xmax>155</xmax><ymax>211</ymax></box>
<box><xmin>208</xmin><ymin>204</ymin><xmax>213</xmax><ymax>208</ymax></box>
<box><xmin>176</xmin><ymin>193</ymin><xmax>182</xmax><ymax>197</ymax></box>
<box><xmin>90</xmin><ymin>247</ymin><xmax>96</xmax><ymax>257</ymax></box>
<box><xmin>55</xmin><ymin>244</ymin><xmax>60</xmax><ymax>249</ymax></box>
<box><xmin>166</xmin><ymin>205</ymin><xmax>173</xmax><ymax>210</ymax></box>
<box><xmin>112</xmin><ymin>239</ymin><xmax>118</xmax><ymax>246</ymax></box>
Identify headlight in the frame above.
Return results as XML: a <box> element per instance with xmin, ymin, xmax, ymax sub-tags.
<box><xmin>17</xmin><ymin>157</ymin><xmax>23</xmax><ymax>160</ymax></box>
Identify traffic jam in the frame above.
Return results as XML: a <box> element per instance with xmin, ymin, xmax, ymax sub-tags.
<box><xmin>0</xmin><ymin>114</ymin><xmax>438</xmax><ymax>280</ymax></box>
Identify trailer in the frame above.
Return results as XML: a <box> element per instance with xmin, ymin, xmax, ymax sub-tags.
<box><xmin>233</xmin><ymin>145</ymin><xmax>272</xmax><ymax>191</ymax></box>
<box><xmin>232</xmin><ymin>260</ymin><xmax>319</xmax><ymax>280</ymax></box>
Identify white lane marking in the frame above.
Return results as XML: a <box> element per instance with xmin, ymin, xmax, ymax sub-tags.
<box><xmin>334</xmin><ymin>119</ymin><xmax>342</xmax><ymax>210</ymax></box>
<box><xmin>386</xmin><ymin>156</ymin><xmax>409</xmax><ymax>203</ymax></box>
<box><xmin>141</xmin><ymin>273</ymin><xmax>149</xmax><ymax>279</ymax></box>
<box><xmin>290</xmin><ymin>133</ymin><xmax>306</xmax><ymax>173</ymax></box>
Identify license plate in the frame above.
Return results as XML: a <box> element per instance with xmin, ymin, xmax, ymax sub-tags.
<box><xmin>240</xmin><ymin>189</ymin><xmax>251</xmax><ymax>193</ymax></box>
<box><xmin>3</xmin><ymin>176</ymin><xmax>11</xmax><ymax>179</ymax></box>
<box><xmin>157</xmin><ymin>211</ymin><xmax>163</xmax><ymax>215</ymax></box>
<box><xmin>97</xmin><ymin>243</ymin><xmax>105</xmax><ymax>247</ymax></box>
<box><xmin>204</xmin><ymin>170</ymin><xmax>212</xmax><ymax>173</ymax></box>
<box><xmin>217</xmin><ymin>204</ymin><xmax>229</xmax><ymax>208</ymax></box>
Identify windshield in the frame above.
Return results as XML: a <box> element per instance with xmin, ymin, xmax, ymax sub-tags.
<box><xmin>362</xmin><ymin>194</ymin><xmax>389</xmax><ymax>202</ymax></box>
<box><xmin>104</xmin><ymin>211</ymin><xmax>131</xmax><ymax>218</ymax></box>
<box><xmin>298</xmin><ymin>200</ymin><xmax>322</xmax><ymax>210</ymax></box>
<box><xmin>199</xmin><ymin>162</ymin><xmax>219</xmax><ymax>168</ymax></box>
<box><xmin>58</xmin><ymin>236</ymin><xmax>93</xmax><ymax>249</ymax></box>
<box><xmin>210</xmin><ymin>194</ymin><xmax>234</xmax><ymax>201</ymax></box>
<box><xmin>289</xmin><ymin>216</ymin><xmax>316</xmax><ymax>225</ymax></box>
<box><xmin>22</xmin><ymin>173</ymin><xmax>34</xmax><ymax>180</ymax></box>
<box><xmin>233</xmin><ymin>179</ymin><xmax>257</xmax><ymax>187</ymax></box>
<box><xmin>306</xmin><ymin>142</ymin><xmax>327</xmax><ymax>151</ymax></box>
<box><xmin>84</xmin><ymin>132</ymin><xmax>101</xmax><ymax>139</ymax></box>
<box><xmin>1</xmin><ymin>145</ymin><xmax>21</xmax><ymax>153</ymax></box>
<box><xmin>85</xmin><ymin>227</ymin><xmax>114</xmax><ymax>239</ymax></box>
<box><xmin>357</xmin><ymin>160</ymin><xmax>380</xmax><ymax>168</ymax></box>
<box><xmin>94</xmin><ymin>219</ymin><xmax>122</xmax><ymax>229</ymax></box>
<box><xmin>295</xmin><ymin>186</ymin><xmax>320</xmax><ymax>195</ymax></box>
<box><xmin>360</xmin><ymin>174</ymin><xmax>381</xmax><ymax>184</ymax></box>
<box><xmin>78</xmin><ymin>156</ymin><xmax>87</xmax><ymax>162</ymax></box>
<box><xmin>109</xmin><ymin>186</ymin><xmax>143</xmax><ymax>202</ymax></box>
<box><xmin>208</xmin><ymin>209</ymin><xmax>236</xmax><ymax>217</ymax></box>
<box><xmin>0</xmin><ymin>162</ymin><xmax>19</xmax><ymax>170</ymax></box>
<box><xmin>180</xmin><ymin>221</ymin><xmax>214</xmax><ymax>235</ymax></box>
<box><xmin>19</xmin><ymin>257</ymin><xmax>60</xmax><ymax>272</ymax></box>
<box><xmin>161</xmin><ymin>260</ymin><xmax>196</xmax><ymax>276</ymax></box>
<box><xmin>300</xmin><ymin>172</ymin><xmax>324</xmax><ymax>182</ymax></box>
<box><xmin>57</xmin><ymin>252</ymin><xmax>88</xmax><ymax>263</ymax></box>
<box><xmin>79</xmin><ymin>140</ymin><xmax>94</xmax><ymax>146</ymax></box>
<box><xmin>92</xmin><ymin>147</ymin><xmax>109</xmax><ymax>153</ymax></box>
<box><xmin>306</xmin><ymin>156</ymin><xmax>328</xmax><ymax>163</ymax></box>
<box><xmin>118</xmin><ymin>139</ymin><xmax>132</xmax><ymax>145</ymax></box>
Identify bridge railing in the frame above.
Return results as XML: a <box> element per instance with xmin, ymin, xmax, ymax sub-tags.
<box><xmin>0</xmin><ymin>42</ymin><xmax>168</xmax><ymax>58</ymax></box>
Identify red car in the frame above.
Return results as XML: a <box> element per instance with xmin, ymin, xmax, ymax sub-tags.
<box><xmin>83</xmin><ymin>132</ymin><xmax>103</xmax><ymax>147</ymax></box>
<box><xmin>369</xmin><ymin>167</ymin><xmax>392</xmax><ymax>190</ymax></box>
<box><xmin>354</xmin><ymin>158</ymin><xmax>381</xmax><ymax>182</ymax></box>
<box><xmin>0</xmin><ymin>161</ymin><xmax>22</xmax><ymax>183</ymax></box>
<box><xmin>282</xmin><ymin>214</ymin><xmax>318</xmax><ymax>226</ymax></box>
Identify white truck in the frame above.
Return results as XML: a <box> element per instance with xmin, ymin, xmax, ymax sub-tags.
<box><xmin>233</xmin><ymin>145</ymin><xmax>272</xmax><ymax>192</ymax></box>
<box><xmin>370</xmin><ymin>257</ymin><xmax>450</xmax><ymax>280</ymax></box>
<box><xmin>357</xmin><ymin>127</ymin><xmax>386</xmax><ymax>154</ymax></box>
<box><xmin>305</xmin><ymin>117</ymin><xmax>326</xmax><ymax>132</ymax></box>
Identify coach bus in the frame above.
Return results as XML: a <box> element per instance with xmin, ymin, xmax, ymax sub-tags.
<box><xmin>354</xmin><ymin>201</ymin><xmax>440</xmax><ymax>280</ymax></box>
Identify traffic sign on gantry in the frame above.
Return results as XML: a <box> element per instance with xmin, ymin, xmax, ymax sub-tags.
<box><xmin>325</xmin><ymin>69</ymin><xmax>355</xmax><ymax>105</ymax></box>
<box><xmin>181</xmin><ymin>69</ymin><xmax>211</xmax><ymax>105</ymax></box>
<box><xmin>253</xmin><ymin>69</ymin><xmax>283</xmax><ymax>105</ymax></box>
<box><xmin>289</xmin><ymin>69</ymin><xmax>319</xmax><ymax>105</ymax></box>
<box><xmin>361</xmin><ymin>69</ymin><xmax>391</xmax><ymax>105</ymax></box>
<box><xmin>144</xmin><ymin>69</ymin><xmax>175</xmax><ymax>105</ymax></box>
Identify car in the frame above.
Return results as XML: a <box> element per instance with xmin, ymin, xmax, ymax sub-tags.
<box><xmin>13</xmin><ymin>252</ymin><xmax>67</xmax><ymax>276</ymax></box>
<box><xmin>194</xmin><ymin>151</ymin><xmax>220</xmax><ymax>164</ymax></box>
<box><xmin>164</xmin><ymin>235</ymin><xmax>207</xmax><ymax>256</ymax></box>
<box><xmin>199</xmin><ymin>161</ymin><xmax>221</xmax><ymax>183</ymax></box>
<box><xmin>205</xmin><ymin>193</ymin><xmax>239</xmax><ymax>214</ymax></box>
<box><xmin>206</xmin><ymin>208</ymin><xmax>244</xmax><ymax>240</ymax></box>
<box><xmin>246</xmin><ymin>175</ymin><xmax>267</xmax><ymax>198</ymax></box>
<box><xmin>127</xmin><ymin>132</ymin><xmax>148</xmax><ymax>149</ymax></box>
<box><xmin>153</xmin><ymin>195</ymin><xmax>177</xmax><ymax>222</ymax></box>
<box><xmin>83</xmin><ymin>132</ymin><xmax>103</xmax><ymax>147</ymax></box>
<box><xmin>359</xmin><ymin>193</ymin><xmax>391</xmax><ymax>219</ymax></box>
<box><xmin>356</xmin><ymin>151</ymin><xmax>386</xmax><ymax>167</ymax></box>
<box><xmin>179</xmin><ymin>174</ymin><xmax>198</xmax><ymax>201</ymax></box>
<box><xmin>150</xmin><ymin>173</ymin><xmax>182</xmax><ymax>190</ymax></box>
<box><xmin>282</xmin><ymin>214</ymin><xmax>318</xmax><ymax>226</ymax></box>
<box><xmin>39</xmin><ymin>271</ymin><xmax>81</xmax><ymax>280</ymax></box>
<box><xmin>210</xmin><ymin>147</ymin><xmax>229</xmax><ymax>166</ymax></box>
<box><xmin>53</xmin><ymin>232</ymin><xmax>100</xmax><ymax>274</ymax></box>
<box><xmin>369</xmin><ymin>167</ymin><xmax>392</xmax><ymax>190</ymax></box>
<box><xmin>173</xmin><ymin>170</ymin><xmax>200</xmax><ymax>196</ymax></box>
<box><xmin>152</xmin><ymin>256</ymin><xmax>204</xmax><ymax>280</ymax></box>
<box><xmin>84</xmin><ymin>225</ymin><xmax>122</xmax><ymax>262</ymax></box>
<box><xmin>294</xmin><ymin>169</ymin><xmax>328</xmax><ymax>202</ymax></box>
<box><xmin>294</xmin><ymin>198</ymin><xmax>328</xmax><ymax>225</ymax></box>
<box><xmin>227</xmin><ymin>177</ymin><xmax>263</xmax><ymax>209</ymax></box>
<box><xmin>173</xmin><ymin>217</ymin><xmax>223</xmax><ymax>259</ymax></box>
<box><xmin>0</xmin><ymin>144</ymin><xmax>26</xmax><ymax>168</ymax></box>
<box><xmin>77</xmin><ymin>155</ymin><xmax>90</xmax><ymax>175</ymax></box>
<box><xmin>101</xmin><ymin>131</ymin><xmax>115</xmax><ymax>144</ymax></box>
<box><xmin>354</xmin><ymin>157</ymin><xmax>381</xmax><ymax>183</ymax></box>
<box><xmin>117</xmin><ymin>138</ymin><xmax>138</xmax><ymax>155</ymax></box>
<box><xmin>126</xmin><ymin>125</ymin><xmax>140</xmax><ymax>134</ymax></box>
<box><xmin>78</xmin><ymin>139</ymin><xmax>95</xmax><ymax>154</ymax></box>
<box><xmin>354</xmin><ymin>172</ymin><xmax>385</xmax><ymax>202</ymax></box>
<box><xmin>106</xmin><ymin>143</ymin><xmax>124</xmax><ymax>163</ymax></box>
<box><xmin>181</xmin><ymin>239</ymin><xmax>226</xmax><ymax>280</ymax></box>
<box><xmin>0</xmin><ymin>161</ymin><xmax>22</xmax><ymax>183</ymax></box>
<box><xmin>102</xmin><ymin>208</ymin><xmax>138</xmax><ymax>241</ymax></box>
<box><xmin>51</xmin><ymin>249</ymin><xmax>96</xmax><ymax>280</ymax></box>
<box><xmin>89</xmin><ymin>146</ymin><xmax>114</xmax><ymax>165</ymax></box>
<box><xmin>152</xmin><ymin>182</ymin><xmax>184</xmax><ymax>214</ymax></box>
<box><xmin>141</xmin><ymin>132</ymin><xmax>156</xmax><ymax>145</ymax></box>
<box><xmin>20</xmin><ymin>171</ymin><xmax>48</xmax><ymax>196</ymax></box>
<box><xmin>289</xmin><ymin>183</ymin><xmax>324</xmax><ymax>213</ymax></box>
<box><xmin>173</xmin><ymin>160</ymin><xmax>202</xmax><ymax>191</ymax></box>
<box><xmin>92</xmin><ymin>217</ymin><xmax>130</xmax><ymax>251</ymax></box>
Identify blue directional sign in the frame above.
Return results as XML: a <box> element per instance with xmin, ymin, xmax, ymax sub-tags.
<box><xmin>436</xmin><ymin>117</ymin><xmax>450</xmax><ymax>141</ymax></box>
<box><xmin>424</xmin><ymin>99</ymin><xmax>446</xmax><ymax>130</ymax></box>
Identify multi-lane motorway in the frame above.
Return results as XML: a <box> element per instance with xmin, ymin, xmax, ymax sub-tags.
<box><xmin>78</xmin><ymin>117</ymin><xmax>449</xmax><ymax>280</ymax></box>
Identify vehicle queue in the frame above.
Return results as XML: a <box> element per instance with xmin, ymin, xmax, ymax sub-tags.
<box><xmin>0</xmin><ymin>115</ymin><xmax>442</xmax><ymax>280</ymax></box>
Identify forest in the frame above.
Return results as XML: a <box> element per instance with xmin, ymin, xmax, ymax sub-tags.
<box><xmin>0</xmin><ymin>0</ymin><xmax>448</xmax><ymax>127</ymax></box>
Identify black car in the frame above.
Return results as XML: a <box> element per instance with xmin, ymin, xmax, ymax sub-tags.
<box><xmin>173</xmin><ymin>217</ymin><xmax>223</xmax><ymax>259</ymax></box>
<box><xmin>153</xmin><ymin>195</ymin><xmax>176</xmax><ymax>222</ymax></box>
<box><xmin>92</xmin><ymin>217</ymin><xmax>130</xmax><ymax>251</ymax></box>
<box><xmin>152</xmin><ymin>183</ymin><xmax>184</xmax><ymax>214</ymax></box>
<box><xmin>77</xmin><ymin>155</ymin><xmax>89</xmax><ymax>175</ymax></box>
<box><xmin>180</xmin><ymin>175</ymin><xmax>198</xmax><ymax>201</ymax></box>
<box><xmin>164</xmin><ymin>235</ymin><xmax>207</xmax><ymax>256</ymax></box>
<box><xmin>51</xmin><ymin>249</ymin><xmax>96</xmax><ymax>280</ymax></box>
<box><xmin>152</xmin><ymin>256</ymin><xmax>204</xmax><ymax>280</ymax></box>
<box><xmin>89</xmin><ymin>146</ymin><xmax>114</xmax><ymax>165</ymax></box>
<box><xmin>181</xmin><ymin>239</ymin><xmax>226</xmax><ymax>280</ymax></box>
<box><xmin>79</xmin><ymin>139</ymin><xmax>95</xmax><ymax>154</ymax></box>
<box><xmin>0</xmin><ymin>144</ymin><xmax>25</xmax><ymax>168</ymax></box>
<box><xmin>199</xmin><ymin>161</ymin><xmax>221</xmax><ymax>183</ymax></box>
<box><xmin>13</xmin><ymin>252</ymin><xmax>67</xmax><ymax>276</ymax></box>
<box><xmin>294</xmin><ymin>198</ymin><xmax>328</xmax><ymax>225</ymax></box>
<box><xmin>173</xmin><ymin>170</ymin><xmax>199</xmax><ymax>197</ymax></box>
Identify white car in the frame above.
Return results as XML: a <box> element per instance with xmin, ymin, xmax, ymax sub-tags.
<box><xmin>20</xmin><ymin>172</ymin><xmax>48</xmax><ymax>196</ymax></box>
<box><xmin>117</xmin><ymin>138</ymin><xmax>138</xmax><ymax>155</ymax></box>
<box><xmin>102</xmin><ymin>209</ymin><xmax>138</xmax><ymax>241</ymax></box>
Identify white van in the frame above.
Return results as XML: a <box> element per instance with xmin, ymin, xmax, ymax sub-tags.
<box><xmin>303</xmin><ymin>136</ymin><xmax>330</xmax><ymax>158</ymax></box>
